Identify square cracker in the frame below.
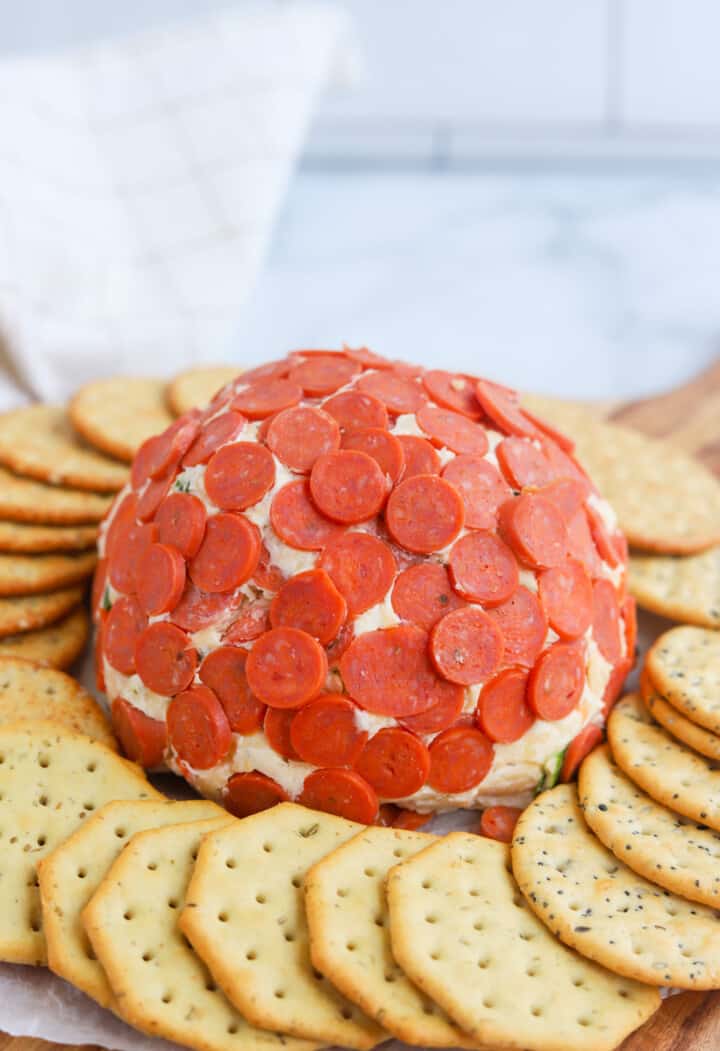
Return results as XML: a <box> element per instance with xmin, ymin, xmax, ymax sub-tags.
<box><xmin>513</xmin><ymin>784</ymin><xmax>720</xmax><ymax>989</ymax></box>
<box><xmin>579</xmin><ymin>743</ymin><xmax>720</xmax><ymax>907</ymax></box>
<box><xmin>305</xmin><ymin>825</ymin><xmax>480</xmax><ymax>1047</ymax></box>
<box><xmin>387</xmin><ymin>829</ymin><xmax>659</xmax><ymax>1051</ymax></box>
<box><xmin>646</xmin><ymin>626</ymin><xmax>720</xmax><ymax>734</ymax></box>
<box><xmin>0</xmin><ymin>721</ymin><xmax>161</xmax><ymax>965</ymax></box>
<box><xmin>181</xmin><ymin>802</ymin><xmax>386</xmax><ymax>1050</ymax></box>
<box><xmin>629</xmin><ymin>547</ymin><xmax>720</xmax><ymax>629</ymax></box>
<box><xmin>38</xmin><ymin>799</ymin><xmax>222</xmax><ymax>1007</ymax></box>
<box><xmin>82</xmin><ymin>818</ymin><xmax>317</xmax><ymax>1051</ymax></box>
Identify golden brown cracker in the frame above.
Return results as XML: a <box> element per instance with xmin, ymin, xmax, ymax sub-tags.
<box><xmin>70</xmin><ymin>377</ymin><xmax>174</xmax><ymax>463</ymax></box>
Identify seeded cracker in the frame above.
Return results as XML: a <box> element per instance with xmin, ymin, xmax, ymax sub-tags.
<box><xmin>166</xmin><ymin>365</ymin><xmax>242</xmax><ymax>416</ymax></box>
<box><xmin>512</xmin><ymin>784</ymin><xmax>720</xmax><ymax>988</ymax></box>
<box><xmin>38</xmin><ymin>799</ymin><xmax>223</xmax><ymax>1008</ymax></box>
<box><xmin>386</xmin><ymin>830</ymin><xmax>659</xmax><ymax>1050</ymax></box>
<box><xmin>641</xmin><ymin>670</ymin><xmax>720</xmax><ymax>762</ymax></box>
<box><xmin>0</xmin><ymin>721</ymin><xmax>160</xmax><ymax>965</ymax></box>
<box><xmin>0</xmin><ymin>586</ymin><xmax>83</xmax><ymax>638</ymax></box>
<box><xmin>630</xmin><ymin>547</ymin><xmax>720</xmax><ymax>629</ymax></box>
<box><xmin>579</xmin><ymin>743</ymin><xmax>720</xmax><ymax>907</ymax></box>
<box><xmin>0</xmin><ymin>606</ymin><xmax>89</xmax><ymax>669</ymax></box>
<box><xmin>646</xmin><ymin>626</ymin><xmax>720</xmax><ymax>734</ymax></box>
<box><xmin>181</xmin><ymin>802</ymin><xmax>386</xmax><ymax>1049</ymax></box>
<box><xmin>70</xmin><ymin>377</ymin><xmax>174</xmax><ymax>463</ymax></box>
<box><xmin>305</xmin><ymin>825</ymin><xmax>479</xmax><ymax>1047</ymax></box>
<box><xmin>0</xmin><ymin>466</ymin><xmax>112</xmax><ymax>525</ymax></box>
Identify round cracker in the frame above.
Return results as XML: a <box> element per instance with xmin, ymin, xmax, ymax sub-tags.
<box><xmin>166</xmin><ymin>365</ymin><xmax>242</xmax><ymax>416</ymax></box>
<box><xmin>521</xmin><ymin>396</ymin><xmax>720</xmax><ymax>554</ymax></box>
<box><xmin>0</xmin><ymin>465</ymin><xmax>112</xmax><ymax>525</ymax></box>
<box><xmin>630</xmin><ymin>547</ymin><xmax>720</xmax><ymax>629</ymax></box>
<box><xmin>0</xmin><ymin>405</ymin><xmax>128</xmax><ymax>492</ymax></box>
<box><xmin>0</xmin><ymin>606</ymin><xmax>89</xmax><ymax>669</ymax></box>
<box><xmin>0</xmin><ymin>519</ymin><xmax>97</xmax><ymax>554</ymax></box>
<box><xmin>70</xmin><ymin>377</ymin><xmax>174</xmax><ymax>463</ymax></box>
<box><xmin>641</xmin><ymin>669</ymin><xmax>720</xmax><ymax>761</ymax></box>
<box><xmin>646</xmin><ymin>625</ymin><xmax>720</xmax><ymax>734</ymax></box>
<box><xmin>0</xmin><ymin>656</ymin><xmax>114</xmax><ymax>748</ymax></box>
<box><xmin>0</xmin><ymin>550</ymin><xmax>96</xmax><ymax>597</ymax></box>
<box><xmin>512</xmin><ymin>783</ymin><xmax>720</xmax><ymax>988</ymax></box>
<box><xmin>0</xmin><ymin>586</ymin><xmax>84</xmax><ymax>638</ymax></box>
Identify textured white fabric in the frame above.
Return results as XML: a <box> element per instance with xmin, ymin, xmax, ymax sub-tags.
<box><xmin>0</xmin><ymin>3</ymin><xmax>347</xmax><ymax>403</ymax></box>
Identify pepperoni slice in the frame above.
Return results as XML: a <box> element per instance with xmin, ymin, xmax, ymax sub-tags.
<box><xmin>397</xmin><ymin>435</ymin><xmax>440</xmax><ymax>479</ymax></box>
<box><xmin>430</xmin><ymin>607</ymin><xmax>504</xmax><ymax>686</ymax></box>
<box><xmin>341</xmin><ymin>624</ymin><xmax>463</xmax><ymax>717</ymax></box>
<box><xmin>499</xmin><ymin>493</ymin><xmax>569</xmax><ymax>569</ymax></box>
<box><xmin>171</xmin><ymin>582</ymin><xmax>240</xmax><ymax>633</ymax></box>
<box><xmin>535</xmin><ymin>479</ymin><xmax>587</xmax><ymax>521</ymax></box>
<box><xmin>487</xmin><ymin>586</ymin><xmax>547</xmax><ymax>668</ymax></box>
<box><xmin>199</xmin><ymin>646</ymin><xmax>265</xmax><ymax>733</ymax></box>
<box><xmin>95</xmin><ymin>615</ymin><xmax>107</xmax><ymax>692</ymax></box>
<box><xmin>105</xmin><ymin>493</ymin><xmax>138</xmax><ymax>561</ymax></box>
<box><xmin>441</xmin><ymin>456</ymin><xmax>510</xmax><ymax>529</ymax></box>
<box><xmin>386</xmin><ymin>475</ymin><xmax>464</xmax><ymax>554</ymax></box>
<box><xmin>290</xmin><ymin>694</ymin><xmax>367</xmax><ymax>767</ymax></box>
<box><xmin>135</xmin><ymin>622</ymin><xmax>197</xmax><ymax>696</ymax></box>
<box><xmin>131</xmin><ymin>417</ymin><xmax>199</xmax><ymax>490</ymax></box>
<box><xmin>566</xmin><ymin>510</ymin><xmax>601</xmax><ymax>577</ymax></box>
<box><xmin>266</xmin><ymin>406</ymin><xmax>340</xmax><ymax>474</ymax></box>
<box><xmin>92</xmin><ymin>557</ymin><xmax>108</xmax><ymax>623</ymax></box>
<box><xmin>427</xmin><ymin>727</ymin><xmax>494</xmax><ymax>793</ymax></box>
<box><xmin>136</xmin><ymin>471</ymin><xmax>173</xmax><ymax>523</ymax></box>
<box><xmin>323</xmin><ymin>390</ymin><xmax>388</xmax><ymax>433</ymax></box>
<box><xmin>422</xmin><ymin>370</ymin><xmax>482</xmax><ymax>419</ymax></box>
<box><xmin>592</xmin><ymin>578</ymin><xmax>623</xmax><ymax>664</ymax></box>
<box><xmin>225</xmin><ymin>598</ymin><xmax>271</xmax><ymax>643</ymax></box>
<box><xmin>560</xmin><ymin>724</ymin><xmax>604</xmax><ymax>782</ymax></box>
<box><xmin>475</xmin><ymin>379</ymin><xmax>538</xmax><ymax>439</ymax></box>
<box><xmin>398</xmin><ymin>683</ymin><xmax>464</xmax><ymax>734</ymax></box>
<box><xmin>391</xmin><ymin>562</ymin><xmax>464</xmax><ymax>631</ymax></box>
<box><xmin>543</xmin><ymin>440</ymin><xmax>592</xmax><ymax>489</ymax></box>
<box><xmin>155</xmin><ymin>492</ymin><xmax>207</xmax><ymax>559</ymax></box>
<box><xmin>448</xmin><ymin>532</ymin><xmax>518</xmax><ymax>607</ymax></box>
<box><xmin>345</xmin><ymin>346</ymin><xmax>393</xmax><ymax>370</ymax></box>
<box><xmin>252</xmin><ymin>544</ymin><xmax>285</xmax><ymax>592</ymax></box>
<box><xmin>204</xmin><ymin>442</ymin><xmax>275</xmax><ymax>511</ymax></box>
<box><xmin>104</xmin><ymin>595</ymin><xmax>147</xmax><ymax>675</ymax></box>
<box><xmin>246</xmin><ymin>627</ymin><xmax>327</xmax><ymax>709</ymax></box>
<box><xmin>527</xmin><ymin>641</ymin><xmax>585</xmax><ymax>721</ymax></box>
<box><xmin>288</xmin><ymin>355</ymin><xmax>359</xmax><ymax>396</ymax></box>
<box><xmin>523</xmin><ymin>409</ymin><xmax>575</xmax><ymax>454</ymax></box>
<box><xmin>182</xmin><ymin>411</ymin><xmax>246</xmax><ymax>468</ymax></box>
<box><xmin>189</xmin><ymin>513</ymin><xmax>260</xmax><ymax>592</ymax></box>
<box><xmin>167</xmin><ymin>684</ymin><xmax>232</xmax><ymax>769</ymax></box>
<box><xmin>417</xmin><ymin>405</ymin><xmax>489</xmax><ymax>457</ymax></box>
<box><xmin>586</xmin><ymin>504</ymin><xmax>620</xmax><ymax>568</ymax></box>
<box><xmin>310</xmin><ymin>450</ymin><xmax>387</xmax><ymax>524</ymax></box>
<box><xmin>354</xmin><ymin>727</ymin><xmax>430</xmax><ymax>799</ymax></box>
<box><xmin>299</xmin><ymin>768</ymin><xmax>378</xmax><ymax>824</ymax></box>
<box><xmin>240</xmin><ymin>358</ymin><xmax>292</xmax><ymax>385</ymax></box>
<box><xmin>136</xmin><ymin>543</ymin><xmax>186</xmax><ymax>616</ymax></box>
<box><xmin>270</xmin><ymin>480</ymin><xmax>343</xmax><ymax>551</ymax></box>
<box><xmin>270</xmin><ymin>569</ymin><xmax>347</xmax><ymax>644</ymax></box>
<box><xmin>357</xmin><ymin>371</ymin><xmax>427</xmax><ymax>415</ymax></box>
<box><xmin>476</xmin><ymin>667</ymin><xmax>535</xmax><ymax>743</ymax></box>
<box><xmin>264</xmin><ymin>707</ymin><xmax>300</xmax><ymax>760</ymax></box>
<box><xmin>342</xmin><ymin>427</ymin><xmax>404</xmax><ymax>484</ymax></box>
<box><xmin>108</xmin><ymin>521</ymin><xmax>158</xmax><ymax>595</ymax></box>
<box><xmin>390</xmin><ymin>808</ymin><xmax>432</xmax><ymax>831</ymax></box>
<box><xmin>497</xmin><ymin>437</ymin><xmax>556</xmax><ymax>490</ymax></box>
<box><xmin>225</xmin><ymin>771</ymin><xmax>288</xmax><ymax>818</ymax></box>
<box><xmin>320</xmin><ymin>532</ymin><xmax>396</xmax><ymax>615</ymax></box>
<box><xmin>538</xmin><ymin>559</ymin><xmax>593</xmax><ymax>640</ymax></box>
<box><xmin>112</xmin><ymin>698</ymin><xmax>167</xmax><ymax>768</ymax></box>
<box><xmin>479</xmin><ymin>805</ymin><xmax>522</xmax><ymax>843</ymax></box>
<box><xmin>602</xmin><ymin>657</ymin><xmax>632</xmax><ymax>718</ymax></box>
<box><xmin>622</xmin><ymin>594</ymin><xmax>637</xmax><ymax>663</ymax></box>
<box><xmin>232</xmin><ymin>377</ymin><xmax>302</xmax><ymax>419</ymax></box>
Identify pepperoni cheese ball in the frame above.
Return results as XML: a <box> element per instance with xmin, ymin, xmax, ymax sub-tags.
<box><xmin>93</xmin><ymin>350</ymin><xmax>635</xmax><ymax>826</ymax></box>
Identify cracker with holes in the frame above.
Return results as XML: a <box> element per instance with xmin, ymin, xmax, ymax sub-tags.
<box><xmin>641</xmin><ymin>670</ymin><xmax>720</xmax><ymax>761</ymax></box>
<box><xmin>630</xmin><ymin>547</ymin><xmax>720</xmax><ymax>629</ymax></box>
<box><xmin>0</xmin><ymin>657</ymin><xmax>115</xmax><ymax>748</ymax></box>
<box><xmin>83</xmin><ymin>818</ymin><xmax>318</xmax><ymax>1051</ymax></box>
<box><xmin>579</xmin><ymin>743</ymin><xmax>720</xmax><ymax>907</ymax></box>
<box><xmin>646</xmin><ymin>626</ymin><xmax>720</xmax><ymax>734</ymax></box>
<box><xmin>0</xmin><ymin>721</ymin><xmax>161</xmax><ymax>965</ymax></box>
<box><xmin>386</xmin><ymin>831</ymin><xmax>659</xmax><ymax>1050</ymax></box>
<box><xmin>70</xmin><ymin>378</ymin><xmax>173</xmax><ymax>463</ymax></box>
<box><xmin>166</xmin><ymin>365</ymin><xmax>242</xmax><ymax>416</ymax></box>
<box><xmin>181</xmin><ymin>802</ymin><xmax>386</xmax><ymax>1049</ymax></box>
<box><xmin>306</xmin><ymin>825</ymin><xmax>479</xmax><ymax>1048</ymax></box>
<box><xmin>512</xmin><ymin>784</ymin><xmax>720</xmax><ymax>988</ymax></box>
<box><xmin>608</xmin><ymin>693</ymin><xmax>720</xmax><ymax>829</ymax></box>
<box><xmin>0</xmin><ymin>605</ymin><xmax>89</xmax><ymax>669</ymax></box>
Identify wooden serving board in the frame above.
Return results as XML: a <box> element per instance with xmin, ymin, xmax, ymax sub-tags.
<box><xmin>2</xmin><ymin>358</ymin><xmax>720</xmax><ymax>1051</ymax></box>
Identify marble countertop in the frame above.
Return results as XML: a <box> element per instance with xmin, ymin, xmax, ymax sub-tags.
<box><xmin>236</xmin><ymin>170</ymin><xmax>720</xmax><ymax>401</ymax></box>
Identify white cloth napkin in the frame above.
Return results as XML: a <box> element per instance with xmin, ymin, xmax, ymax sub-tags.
<box><xmin>0</xmin><ymin>2</ymin><xmax>348</xmax><ymax>405</ymax></box>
